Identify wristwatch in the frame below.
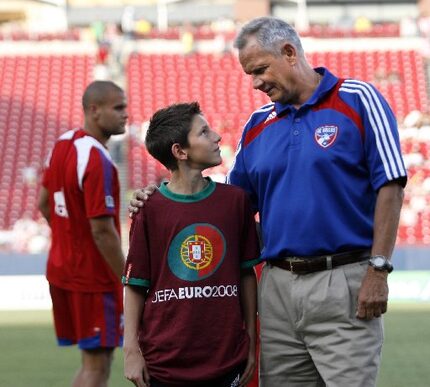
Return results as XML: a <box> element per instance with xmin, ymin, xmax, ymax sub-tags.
<box><xmin>368</xmin><ymin>255</ymin><xmax>393</xmax><ymax>273</ymax></box>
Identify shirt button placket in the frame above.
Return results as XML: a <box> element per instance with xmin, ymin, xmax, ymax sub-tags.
<box><xmin>292</xmin><ymin>117</ymin><xmax>301</xmax><ymax>145</ymax></box>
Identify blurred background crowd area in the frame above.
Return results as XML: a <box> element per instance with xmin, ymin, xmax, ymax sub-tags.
<box><xmin>1</xmin><ymin>0</ymin><xmax>430</xmax><ymax>253</ymax></box>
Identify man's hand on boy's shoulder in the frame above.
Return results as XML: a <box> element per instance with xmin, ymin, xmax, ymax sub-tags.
<box><xmin>128</xmin><ymin>184</ymin><xmax>158</xmax><ymax>218</ymax></box>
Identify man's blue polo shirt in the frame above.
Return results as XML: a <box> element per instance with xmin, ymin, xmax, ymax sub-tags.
<box><xmin>227</xmin><ymin>67</ymin><xmax>407</xmax><ymax>259</ymax></box>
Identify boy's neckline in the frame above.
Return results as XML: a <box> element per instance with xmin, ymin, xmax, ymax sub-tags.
<box><xmin>159</xmin><ymin>177</ymin><xmax>216</xmax><ymax>203</ymax></box>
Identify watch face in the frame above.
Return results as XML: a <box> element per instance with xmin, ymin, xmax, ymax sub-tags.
<box><xmin>373</xmin><ymin>256</ymin><xmax>386</xmax><ymax>267</ymax></box>
<box><xmin>370</xmin><ymin>256</ymin><xmax>393</xmax><ymax>272</ymax></box>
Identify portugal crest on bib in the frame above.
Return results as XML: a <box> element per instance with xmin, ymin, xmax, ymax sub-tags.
<box><xmin>168</xmin><ymin>223</ymin><xmax>226</xmax><ymax>281</ymax></box>
<box><xmin>182</xmin><ymin>236</ymin><xmax>212</xmax><ymax>270</ymax></box>
<box><xmin>314</xmin><ymin>125</ymin><xmax>338</xmax><ymax>148</ymax></box>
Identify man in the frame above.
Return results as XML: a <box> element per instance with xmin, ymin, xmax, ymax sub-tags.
<box><xmin>228</xmin><ymin>17</ymin><xmax>406</xmax><ymax>387</ymax></box>
<box><xmin>38</xmin><ymin>80</ymin><xmax>128</xmax><ymax>387</ymax></box>
<box><xmin>130</xmin><ymin>17</ymin><xmax>406</xmax><ymax>387</ymax></box>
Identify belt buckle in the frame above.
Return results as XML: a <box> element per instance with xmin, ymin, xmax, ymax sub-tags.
<box><xmin>287</xmin><ymin>257</ymin><xmax>305</xmax><ymax>273</ymax></box>
<box><xmin>326</xmin><ymin>255</ymin><xmax>333</xmax><ymax>270</ymax></box>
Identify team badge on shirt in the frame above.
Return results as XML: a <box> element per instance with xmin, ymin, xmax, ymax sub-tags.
<box><xmin>105</xmin><ymin>195</ymin><xmax>115</xmax><ymax>208</ymax></box>
<box><xmin>168</xmin><ymin>223</ymin><xmax>226</xmax><ymax>281</ymax></box>
<box><xmin>314</xmin><ymin>125</ymin><xmax>338</xmax><ymax>148</ymax></box>
<box><xmin>54</xmin><ymin>190</ymin><xmax>69</xmax><ymax>218</ymax></box>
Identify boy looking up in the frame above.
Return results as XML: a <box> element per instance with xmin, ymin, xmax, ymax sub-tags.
<box><xmin>123</xmin><ymin>102</ymin><xmax>260</xmax><ymax>387</ymax></box>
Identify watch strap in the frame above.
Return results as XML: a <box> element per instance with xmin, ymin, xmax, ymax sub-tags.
<box><xmin>369</xmin><ymin>255</ymin><xmax>393</xmax><ymax>273</ymax></box>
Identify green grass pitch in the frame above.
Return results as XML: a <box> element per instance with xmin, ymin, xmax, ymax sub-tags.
<box><xmin>0</xmin><ymin>304</ymin><xmax>429</xmax><ymax>387</ymax></box>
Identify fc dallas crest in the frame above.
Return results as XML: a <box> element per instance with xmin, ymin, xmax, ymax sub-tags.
<box><xmin>314</xmin><ymin>125</ymin><xmax>338</xmax><ymax>148</ymax></box>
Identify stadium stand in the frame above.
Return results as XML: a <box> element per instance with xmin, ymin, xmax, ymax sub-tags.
<box><xmin>126</xmin><ymin>48</ymin><xmax>428</xmax><ymax>127</ymax></box>
<box><xmin>0</xmin><ymin>29</ymin><xmax>81</xmax><ymax>41</ymax></box>
<box><xmin>126</xmin><ymin>51</ymin><xmax>269</xmax><ymax>190</ymax></box>
<box><xmin>0</xmin><ymin>52</ymin><xmax>95</xmax><ymax>232</ymax></box>
<box><xmin>125</xmin><ymin>42</ymin><xmax>430</xmax><ymax>246</ymax></box>
<box><xmin>301</xmin><ymin>22</ymin><xmax>401</xmax><ymax>38</ymax></box>
<box><xmin>134</xmin><ymin>22</ymin><xmax>402</xmax><ymax>41</ymax></box>
<box><xmin>306</xmin><ymin>50</ymin><xmax>429</xmax><ymax>118</ymax></box>
<box><xmin>0</xmin><ymin>23</ymin><xmax>430</xmax><ymax>249</ymax></box>
<box><xmin>126</xmin><ymin>50</ymin><xmax>427</xmax><ymax>162</ymax></box>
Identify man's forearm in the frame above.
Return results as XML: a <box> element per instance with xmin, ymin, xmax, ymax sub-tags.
<box><xmin>371</xmin><ymin>182</ymin><xmax>404</xmax><ymax>258</ymax></box>
<box><xmin>92</xmin><ymin>229</ymin><xmax>124</xmax><ymax>279</ymax></box>
<box><xmin>356</xmin><ymin>182</ymin><xmax>404</xmax><ymax>320</ymax></box>
<box><xmin>90</xmin><ymin>218</ymin><xmax>125</xmax><ymax>279</ymax></box>
<box><xmin>38</xmin><ymin>187</ymin><xmax>51</xmax><ymax>224</ymax></box>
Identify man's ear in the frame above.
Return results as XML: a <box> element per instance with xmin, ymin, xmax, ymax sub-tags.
<box><xmin>88</xmin><ymin>103</ymin><xmax>100</xmax><ymax>119</ymax></box>
<box><xmin>281</xmin><ymin>43</ymin><xmax>297</xmax><ymax>65</ymax></box>
<box><xmin>171</xmin><ymin>143</ymin><xmax>188</xmax><ymax>161</ymax></box>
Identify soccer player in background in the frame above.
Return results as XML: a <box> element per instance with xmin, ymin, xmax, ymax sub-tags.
<box><xmin>122</xmin><ymin>102</ymin><xmax>259</xmax><ymax>387</ymax></box>
<box><xmin>38</xmin><ymin>80</ymin><xmax>128</xmax><ymax>387</ymax></box>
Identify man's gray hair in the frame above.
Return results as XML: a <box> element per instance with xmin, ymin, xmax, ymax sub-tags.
<box><xmin>234</xmin><ymin>17</ymin><xmax>304</xmax><ymax>56</ymax></box>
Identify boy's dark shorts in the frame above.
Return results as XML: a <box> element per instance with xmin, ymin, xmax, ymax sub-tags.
<box><xmin>150</xmin><ymin>361</ymin><xmax>246</xmax><ymax>387</ymax></box>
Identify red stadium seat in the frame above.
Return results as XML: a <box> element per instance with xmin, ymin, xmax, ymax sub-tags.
<box><xmin>0</xmin><ymin>54</ymin><xmax>95</xmax><ymax>229</ymax></box>
<box><xmin>125</xmin><ymin>50</ymin><xmax>430</xmax><ymax>245</ymax></box>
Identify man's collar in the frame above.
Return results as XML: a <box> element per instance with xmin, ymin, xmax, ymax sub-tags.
<box><xmin>274</xmin><ymin>67</ymin><xmax>339</xmax><ymax>115</ymax></box>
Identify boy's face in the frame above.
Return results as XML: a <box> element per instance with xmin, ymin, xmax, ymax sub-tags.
<box><xmin>184</xmin><ymin>114</ymin><xmax>222</xmax><ymax>169</ymax></box>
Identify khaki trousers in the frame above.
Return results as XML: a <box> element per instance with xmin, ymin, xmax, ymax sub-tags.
<box><xmin>259</xmin><ymin>260</ymin><xmax>383</xmax><ymax>387</ymax></box>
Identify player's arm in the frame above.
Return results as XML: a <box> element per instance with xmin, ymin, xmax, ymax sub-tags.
<box><xmin>38</xmin><ymin>186</ymin><xmax>50</xmax><ymax>224</ymax></box>
<box><xmin>356</xmin><ymin>181</ymin><xmax>404</xmax><ymax>320</ymax></box>
<box><xmin>123</xmin><ymin>285</ymin><xmax>150</xmax><ymax>387</ymax></box>
<box><xmin>239</xmin><ymin>267</ymin><xmax>257</xmax><ymax>387</ymax></box>
<box><xmin>89</xmin><ymin>216</ymin><xmax>125</xmax><ymax>279</ymax></box>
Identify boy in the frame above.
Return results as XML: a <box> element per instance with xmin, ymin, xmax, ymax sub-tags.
<box><xmin>122</xmin><ymin>102</ymin><xmax>260</xmax><ymax>387</ymax></box>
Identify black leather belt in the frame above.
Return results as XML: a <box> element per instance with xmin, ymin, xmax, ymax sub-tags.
<box><xmin>267</xmin><ymin>249</ymin><xmax>370</xmax><ymax>274</ymax></box>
